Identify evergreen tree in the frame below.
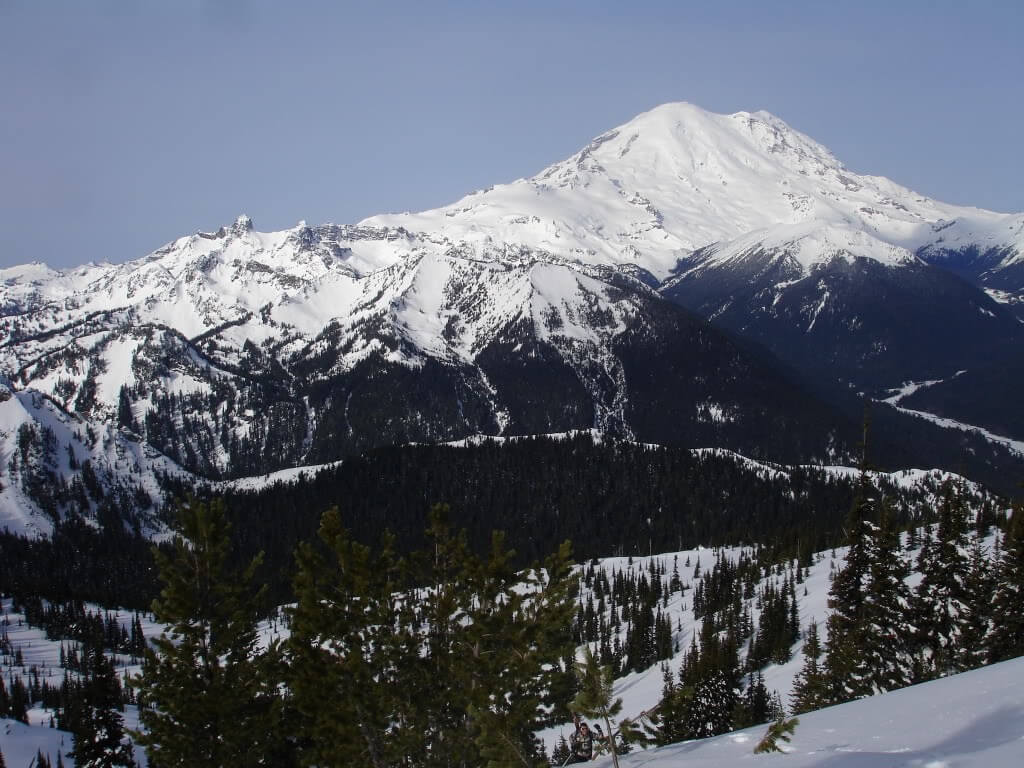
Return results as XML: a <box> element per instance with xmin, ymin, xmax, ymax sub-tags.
<box><xmin>551</xmin><ymin>735</ymin><xmax>570</xmax><ymax>766</ymax></box>
<box><xmin>735</xmin><ymin>672</ymin><xmax>771</xmax><ymax>728</ymax></box>
<box><xmin>823</xmin><ymin>468</ymin><xmax>875</xmax><ymax>702</ymax></box>
<box><xmin>790</xmin><ymin>620</ymin><xmax>828</xmax><ymax>714</ymax></box>
<box><xmin>958</xmin><ymin>537</ymin><xmax>994</xmax><ymax>671</ymax></box>
<box><xmin>467</xmin><ymin>532</ymin><xmax>577</xmax><ymax>768</ymax></box>
<box><xmin>650</xmin><ymin>663</ymin><xmax>691</xmax><ymax>747</ymax></box>
<box><xmin>684</xmin><ymin>669</ymin><xmax>734</xmax><ymax>738</ymax></box>
<box><xmin>859</xmin><ymin>501</ymin><xmax>914</xmax><ymax>694</ymax></box>
<box><xmin>913</xmin><ymin>483</ymin><xmax>973</xmax><ymax>678</ymax></box>
<box><xmin>287</xmin><ymin>503</ymin><xmax>575</xmax><ymax>768</ymax></box>
<box><xmin>753</xmin><ymin>716</ymin><xmax>799</xmax><ymax>754</ymax></box>
<box><xmin>570</xmin><ymin>646</ymin><xmax>625</xmax><ymax>768</ymax></box>
<box><xmin>69</xmin><ymin>647</ymin><xmax>134</xmax><ymax>768</ymax></box>
<box><xmin>286</xmin><ymin>507</ymin><xmax>403</xmax><ymax>768</ymax></box>
<box><xmin>988</xmin><ymin>500</ymin><xmax>1024</xmax><ymax>662</ymax></box>
<box><xmin>133</xmin><ymin>498</ymin><xmax>279</xmax><ymax>767</ymax></box>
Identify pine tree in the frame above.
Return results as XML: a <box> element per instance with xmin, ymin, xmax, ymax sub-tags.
<box><xmin>958</xmin><ymin>537</ymin><xmax>994</xmax><ymax>671</ymax></box>
<box><xmin>69</xmin><ymin>647</ymin><xmax>134</xmax><ymax>768</ymax></box>
<box><xmin>684</xmin><ymin>669</ymin><xmax>734</xmax><ymax>738</ymax></box>
<box><xmin>988</xmin><ymin>500</ymin><xmax>1024</xmax><ymax>662</ymax></box>
<box><xmin>551</xmin><ymin>734</ymin><xmax>571</xmax><ymax>765</ymax></box>
<box><xmin>287</xmin><ymin>503</ymin><xmax>576</xmax><ymax>768</ymax></box>
<box><xmin>468</xmin><ymin>533</ymin><xmax>577</xmax><ymax>768</ymax></box>
<box><xmin>133</xmin><ymin>498</ymin><xmax>278</xmax><ymax>767</ymax></box>
<box><xmin>650</xmin><ymin>662</ymin><xmax>692</xmax><ymax>746</ymax></box>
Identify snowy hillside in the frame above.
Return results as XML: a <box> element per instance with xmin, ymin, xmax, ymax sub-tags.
<box><xmin>0</xmin><ymin>378</ymin><xmax>183</xmax><ymax>536</ymax></box>
<box><xmin>607</xmin><ymin>656</ymin><xmax>1024</xmax><ymax>767</ymax></box>
<box><xmin>2</xmin><ymin>509</ymin><xmax>1015</xmax><ymax>766</ymax></box>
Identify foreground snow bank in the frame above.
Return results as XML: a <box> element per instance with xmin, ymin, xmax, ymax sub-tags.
<box><xmin>607</xmin><ymin>656</ymin><xmax>1024</xmax><ymax>767</ymax></box>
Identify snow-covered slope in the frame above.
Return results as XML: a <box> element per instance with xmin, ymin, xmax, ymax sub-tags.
<box><xmin>0</xmin><ymin>102</ymin><xmax>1021</xmax><ymax>489</ymax></box>
<box><xmin>4</xmin><ymin>518</ymin><xmax>1015</xmax><ymax>766</ymax></box>
<box><xmin>0</xmin><ymin>378</ymin><xmax>184</xmax><ymax>536</ymax></box>
<box><xmin>608</xmin><ymin>656</ymin><xmax>1024</xmax><ymax>767</ymax></box>
<box><xmin>365</xmin><ymin>103</ymin><xmax>1024</xmax><ymax>282</ymax></box>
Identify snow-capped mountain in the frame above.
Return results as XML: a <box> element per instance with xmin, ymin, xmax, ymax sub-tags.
<box><xmin>365</xmin><ymin>103</ymin><xmax>1024</xmax><ymax>281</ymax></box>
<box><xmin>0</xmin><ymin>102</ymin><xmax>1021</xmax><ymax>508</ymax></box>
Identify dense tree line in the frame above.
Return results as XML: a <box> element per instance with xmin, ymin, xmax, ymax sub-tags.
<box><xmin>133</xmin><ymin>498</ymin><xmax>578</xmax><ymax>767</ymax></box>
<box><xmin>0</xmin><ymin>517</ymin><xmax>162</xmax><ymax>609</ymax></box>
<box><xmin>2</xmin><ymin>434</ymin><xmax>993</xmax><ymax>612</ymax></box>
<box><xmin>168</xmin><ymin>434</ymin><xmax>965</xmax><ymax>606</ymax></box>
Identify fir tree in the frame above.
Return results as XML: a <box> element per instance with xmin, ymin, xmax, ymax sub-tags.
<box><xmin>958</xmin><ymin>537</ymin><xmax>994</xmax><ymax>671</ymax></box>
<box><xmin>133</xmin><ymin>498</ymin><xmax>278</xmax><ymax>767</ymax></box>
<box><xmin>988</xmin><ymin>500</ymin><xmax>1024</xmax><ymax>662</ymax></box>
<box><xmin>649</xmin><ymin>665</ymin><xmax>679</xmax><ymax>746</ymax></box>
<box><xmin>790</xmin><ymin>620</ymin><xmax>828</xmax><ymax>714</ymax></box>
<box><xmin>913</xmin><ymin>483</ymin><xmax>973</xmax><ymax>678</ymax></box>
<box><xmin>467</xmin><ymin>532</ymin><xmax>577</xmax><ymax>768</ymax></box>
<box><xmin>551</xmin><ymin>735</ymin><xmax>570</xmax><ymax>766</ymax></box>
<box><xmin>859</xmin><ymin>500</ymin><xmax>914</xmax><ymax>694</ymax></box>
<box><xmin>286</xmin><ymin>507</ymin><xmax>403</xmax><ymax>768</ymax></box>
<box><xmin>684</xmin><ymin>669</ymin><xmax>735</xmax><ymax>738</ymax></box>
<box><xmin>823</xmin><ymin>468</ymin><xmax>875</xmax><ymax>703</ymax></box>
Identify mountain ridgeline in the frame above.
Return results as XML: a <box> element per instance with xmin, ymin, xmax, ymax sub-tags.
<box><xmin>0</xmin><ymin>102</ymin><xmax>1022</xmax><ymax>536</ymax></box>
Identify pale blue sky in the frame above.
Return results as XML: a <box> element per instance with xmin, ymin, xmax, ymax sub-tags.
<box><xmin>1</xmin><ymin>0</ymin><xmax>1022</xmax><ymax>267</ymax></box>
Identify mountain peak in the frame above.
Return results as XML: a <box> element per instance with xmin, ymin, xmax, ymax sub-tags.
<box><xmin>231</xmin><ymin>214</ymin><xmax>254</xmax><ymax>235</ymax></box>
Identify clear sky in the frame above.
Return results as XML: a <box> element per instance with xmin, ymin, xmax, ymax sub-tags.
<box><xmin>1</xmin><ymin>0</ymin><xmax>1022</xmax><ymax>268</ymax></box>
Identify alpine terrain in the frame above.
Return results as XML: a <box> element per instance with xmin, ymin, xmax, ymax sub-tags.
<box><xmin>1</xmin><ymin>102</ymin><xmax>1023</xmax><ymax>536</ymax></box>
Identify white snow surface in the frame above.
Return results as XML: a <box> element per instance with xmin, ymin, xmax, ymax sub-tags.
<box><xmin>366</xmin><ymin>103</ymin><xmax>1024</xmax><ymax>279</ymax></box>
<box><xmin>0</xmin><ymin>102</ymin><xmax>1020</xmax><ymax>453</ymax></box>
<box><xmin>1</xmin><ymin>103</ymin><xmax>1020</xmax><ymax>363</ymax></box>
<box><xmin>600</xmin><ymin>657</ymin><xmax>1024</xmax><ymax>767</ymax></box>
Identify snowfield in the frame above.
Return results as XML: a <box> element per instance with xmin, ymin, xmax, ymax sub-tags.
<box><xmin>601</xmin><ymin>656</ymin><xmax>1024</xmax><ymax>767</ymax></box>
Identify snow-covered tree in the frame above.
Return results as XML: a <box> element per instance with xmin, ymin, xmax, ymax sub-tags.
<box><xmin>684</xmin><ymin>669</ymin><xmax>735</xmax><ymax>738</ymax></box>
<box><xmin>913</xmin><ymin>483</ymin><xmax>973</xmax><ymax>678</ymax></box>
<box><xmin>859</xmin><ymin>501</ymin><xmax>914</xmax><ymax>694</ymax></box>
<box><xmin>958</xmin><ymin>537</ymin><xmax>995</xmax><ymax>670</ymax></box>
